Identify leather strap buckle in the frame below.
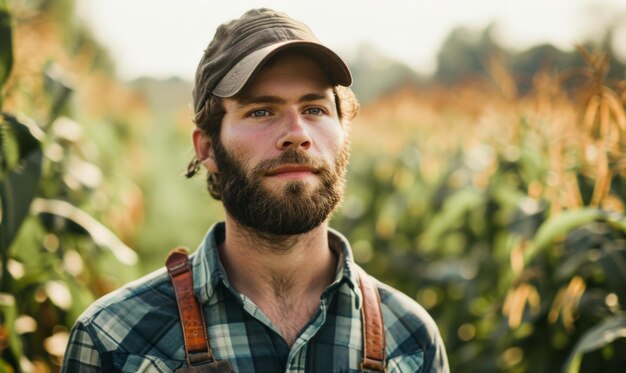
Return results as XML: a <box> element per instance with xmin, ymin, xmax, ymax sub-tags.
<box><xmin>361</xmin><ymin>357</ymin><xmax>387</xmax><ymax>372</ymax></box>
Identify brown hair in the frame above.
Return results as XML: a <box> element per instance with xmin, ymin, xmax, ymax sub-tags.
<box><xmin>186</xmin><ymin>85</ymin><xmax>359</xmax><ymax>200</ymax></box>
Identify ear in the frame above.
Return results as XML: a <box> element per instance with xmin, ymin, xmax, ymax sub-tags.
<box><xmin>192</xmin><ymin>128</ymin><xmax>218</xmax><ymax>173</ymax></box>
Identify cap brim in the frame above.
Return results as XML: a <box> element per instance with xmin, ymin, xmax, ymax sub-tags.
<box><xmin>212</xmin><ymin>40</ymin><xmax>352</xmax><ymax>98</ymax></box>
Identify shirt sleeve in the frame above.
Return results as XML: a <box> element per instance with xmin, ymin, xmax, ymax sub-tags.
<box><xmin>61</xmin><ymin>321</ymin><xmax>102</xmax><ymax>373</ymax></box>
<box><xmin>377</xmin><ymin>282</ymin><xmax>450</xmax><ymax>373</ymax></box>
<box><xmin>424</xmin><ymin>329</ymin><xmax>450</xmax><ymax>373</ymax></box>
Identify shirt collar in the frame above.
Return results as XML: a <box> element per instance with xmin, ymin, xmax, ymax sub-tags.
<box><xmin>190</xmin><ymin>222</ymin><xmax>361</xmax><ymax>305</ymax></box>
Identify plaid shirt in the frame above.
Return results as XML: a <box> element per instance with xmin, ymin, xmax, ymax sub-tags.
<box><xmin>62</xmin><ymin>223</ymin><xmax>448</xmax><ymax>372</ymax></box>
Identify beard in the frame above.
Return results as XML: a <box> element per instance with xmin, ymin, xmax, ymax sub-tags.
<box><xmin>212</xmin><ymin>140</ymin><xmax>350</xmax><ymax>236</ymax></box>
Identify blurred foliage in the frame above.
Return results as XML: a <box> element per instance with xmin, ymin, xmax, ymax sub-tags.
<box><xmin>433</xmin><ymin>22</ymin><xmax>626</xmax><ymax>92</ymax></box>
<box><xmin>347</xmin><ymin>43</ymin><xmax>425</xmax><ymax>105</ymax></box>
<box><xmin>1</xmin><ymin>0</ymin><xmax>626</xmax><ymax>372</ymax></box>
<box><xmin>338</xmin><ymin>42</ymin><xmax>626</xmax><ymax>372</ymax></box>
<box><xmin>1</xmin><ymin>0</ymin><xmax>145</xmax><ymax>371</ymax></box>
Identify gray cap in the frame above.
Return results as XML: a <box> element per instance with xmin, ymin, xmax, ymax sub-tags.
<box><xmin>192</xmin><ymin>8</ymin><xmax>352</xmax><ymax>113</ymax></box>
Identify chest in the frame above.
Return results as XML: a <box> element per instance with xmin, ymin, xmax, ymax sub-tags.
<box><xmin>259</xmin><ymin>296</ymin><xmax>321</xmax><ymax>346</ymax></box>
<box><xmin>207</xmin><ymin>287</ymin><xmax>365</xmax><ymax>372</ymax></box>
<box><xmin>104</xmin><ymin>283</ymin><xmax>426</xmax><ymax>372</ymax></box>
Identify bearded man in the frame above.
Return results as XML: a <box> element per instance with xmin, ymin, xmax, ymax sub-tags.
<box><xmin>62</xmin><ymin>8</ymin><xmax>449</xmax><ymax>373</ymax></box>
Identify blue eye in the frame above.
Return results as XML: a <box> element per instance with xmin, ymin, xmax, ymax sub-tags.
<box><xmin>249</xmin><ymin>109</ymin><xmax>271</xmax><ymax>118</ymax></box>
<box><xmin>305</xmin><ymin>107</ymin><xmax>324</xmax><ymax>115</ymax></box>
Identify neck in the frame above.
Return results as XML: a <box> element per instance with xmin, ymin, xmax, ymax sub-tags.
<box><xmin>220</xmin><ymin>216</ymin><xmax>336</xmax><ymax>297</ymax></box>
<box><xmin>218</xmin><ymin>216</ymin><xmax>337</xmax><ymax>345</ymax></box>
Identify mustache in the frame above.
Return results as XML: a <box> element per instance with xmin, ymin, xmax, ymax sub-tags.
<box><xmin>251</xmin><ymin>149</ymin><xmax>330</xmax><ymax>176</ymax></box>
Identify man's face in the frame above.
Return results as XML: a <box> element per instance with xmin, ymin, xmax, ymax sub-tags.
<box><xmin>215</xmin><ymin>52</ymin><xmax>350</xmax><ymax>235</ymax></box>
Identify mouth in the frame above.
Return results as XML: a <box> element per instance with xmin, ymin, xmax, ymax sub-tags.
<box><xmin>265</xmin><ymin>164</ymin><xmax>320</xmax><ymax>179</ymax></box>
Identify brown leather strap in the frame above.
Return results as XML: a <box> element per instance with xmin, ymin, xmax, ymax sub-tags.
<box><xmin>166</xmin><ymin>247</ymin><xmax>214</xmax><ymax>366</ymax></box>
<box><xmin>356</xmin><ymin>266</ymin><xmax>387</xmax><ymax>372</ymax></box>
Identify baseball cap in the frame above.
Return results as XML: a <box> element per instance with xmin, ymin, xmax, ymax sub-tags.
<box><xmin>193</xmin><ymin>8</ymin><xmax>352</xmax><ymax>113</ymax></box>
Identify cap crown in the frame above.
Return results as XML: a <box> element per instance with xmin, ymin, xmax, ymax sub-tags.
<box><xmin>193</xmin><ymin>9</ymin><xmax>320</xmax><ymax>112</ymax></box>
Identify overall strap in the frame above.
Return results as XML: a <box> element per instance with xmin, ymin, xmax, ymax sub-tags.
<box><xmin>356</xmin><ymin>266</ymin><xmax>387</xmax><ymax>372</ymax></box>
<box><xmin>166</xmin><ymin>247</ymin><xmax>231</xmax><ymax>372</ymax></box>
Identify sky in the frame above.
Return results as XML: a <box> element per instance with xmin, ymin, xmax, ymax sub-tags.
<box><xmin>75</xmin><ymin>0</ymin><xmax>626</xmax><ymax>81</ymax></box>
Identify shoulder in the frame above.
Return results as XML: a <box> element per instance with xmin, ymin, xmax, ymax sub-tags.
<box><xmin>373</xmin><ymin>278</ymin><xmax>449</xmax><ymax>371</ymax></box>
<box><xmin>80</xmin><ymin>266</ymin><xmax>173</xmax><ymax>320</ymax></box>
<box><xmin>376</xmin><ymin>280</ymin><xmax>440</xmax><ymax>346</ymax></box>
<box><xmin>72</xmin><ymin>267</ymin><xmax>178</xmax><ymax>351</ymax></box>
<box><xmin>63</xmin><ymin>266</ymin><xmax>204</xmax><ymax>371</ymax></box>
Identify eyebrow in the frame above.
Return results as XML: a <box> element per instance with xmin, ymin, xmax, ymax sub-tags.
<box><xmin>235</xmin><ymin>92</ymin><xmax>332</xmax><ymax>109</ymax></box>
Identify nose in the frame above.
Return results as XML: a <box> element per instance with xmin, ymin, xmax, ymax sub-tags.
<box><xmin>276</xmin><ymin>109</ymin><xmax>312</xmax><ymax>150</ymax></box>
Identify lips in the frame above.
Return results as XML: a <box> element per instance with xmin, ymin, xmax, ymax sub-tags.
<box><xmin>265</xmin><ymin>164</ymin><xmax>319</xmax><ymax>177</ymax></box>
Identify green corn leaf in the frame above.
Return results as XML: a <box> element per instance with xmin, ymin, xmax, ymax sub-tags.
<box><xmin>607</xmin><ymin>215</ymin><xmax>626</xmax><ymax>233</ymax></box>
<box><xmin>564</xmin><ymin>316</ymin><xmax>626</xmax><ymax>373</ymax></box>
<box><xmin>0</xmin><ymin>0</ymin><xmax>12</xmax><ymax>97</ymax></box>
<box><xmin>0</xmin><ymin>293</ymin><xmax>22</xmax><ymax>364</ymax></box>
<box><xmin>30</xmin><ymin>198</ymin><xmax>138</xmax><ymax>265</ymax></box>
<box><xmin>526</xmin><ymin>208</ymin><xmax>604</xmax><ymax>264</ymax></box>
<box><xmin>419</xmin><ymin>188</ymin><xmax>484</xmax><ymax>251</ymax></box>
<box><xmin>0</xmin><ymin>114</ymin><xmax>43</xmax><ymax>255</ymax></box>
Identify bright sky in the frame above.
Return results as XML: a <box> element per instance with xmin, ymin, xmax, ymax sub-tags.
<box><xmin>75</xmin><ymin>0</ymin><xmax>626</xmax><ymax>81</ymax></box>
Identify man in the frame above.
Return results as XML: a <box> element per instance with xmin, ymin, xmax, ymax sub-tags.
<box><xmin>62</xmin><ymin>8</ymin><xmax>449</xmax><ymax>372</ymax></box>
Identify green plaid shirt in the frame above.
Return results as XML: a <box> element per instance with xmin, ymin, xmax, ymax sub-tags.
<box><xmin>62</xmin><ymin>223</ymin><xmax>448</xmax><ymax>372</ymax></box>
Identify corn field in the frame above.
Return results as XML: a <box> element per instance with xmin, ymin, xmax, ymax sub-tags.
<box><xmin>334</xmin><ymin>46</ymin><xmax>626</xmax><ymax>372</ymax></box>
<box><xmin>1</xmin><ymin>1</ymin><xmax>626</xmax><ymax>372</ymax></box>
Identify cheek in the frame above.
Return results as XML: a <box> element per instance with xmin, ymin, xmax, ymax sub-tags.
<box><xmin>318</xmin><ymin>123</ymin><xmax>347</xmax><ymax>155</ymax></box>
<box><xmin>220</xmin><ymin>127</ymin><xmax>272</xmax><ymax>166</ymax></box>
